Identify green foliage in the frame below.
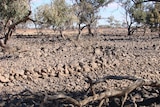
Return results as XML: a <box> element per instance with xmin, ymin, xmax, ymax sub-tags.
<box><xmin>0</xmin><ymin>0</ymin><xmax>30</xmax><ymax>23</ymax></box>
<box><xmin>146</xmin><ymin>2</ymin><xmax>160</xmax><ymax>30</ymax></box>
<box><xmin>132</xmin><ymin>4</ymin><xmax>147</xmax><ymax>24</ymax></box>
<box><xmin>36</xmin><ymin>0</ymin><xmax>74</xmax><ymax>29</ymax></box>
<box><xmin>106</xmin><ymin>16</ymin><xmax>121</xmax><ymax>28</ymax></box>
<box><xmin>120</xmin><ymin>0</ymin><xmax>160</xmax><ymax>33</ymax></box>
<box><xmin>74</xmin><ymin>0</ymin><xmax>113</xmax><ymax>24</ymax></box>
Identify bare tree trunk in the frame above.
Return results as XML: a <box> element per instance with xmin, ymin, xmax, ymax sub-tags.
<box><xmin>4</xmin><ymin>28</ymin><xmax>13</xmax><ymax>44</ymax></box>
<box><xmin>77</xmin><ymin>23</ymin><xmax>81</xmax><ymax>40</ymax></box>
<box><xmin>142</xmin><ymin>25</ymin><xmax>147</xmax><ymax>36</ymax></box>
<box><xmin>127</xmin><ymin>24</ymin><xmax>132</xmax><ymax>35</ymax></box>
<box><xmin>127</xmin><ymin>21</ymin><xmax>134</xmax><ymax>35</ymax></box>
<box><xmin>0</xmin><ymin>11</ymin><xmax>32</xmax><ymax>48</ymax></box>
<box><xmin>59</xmin><ymin>27</ymin><xmax>65</xmax><ymax>39</ymax></box>
<box><xmin>87</xmin><ymin>24</ymin><xmax>93</xmax><ymax>36</ymax></box>
<box><xmin>158</xmin><ymin>24</ymin><xmax>160</xmax><ymax>37</ymax></box>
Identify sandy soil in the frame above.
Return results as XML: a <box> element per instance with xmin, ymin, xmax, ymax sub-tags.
<box><xmin>0</xmin><ymin>28</ymin><xmax>159</xmax><ymax>107</ymax></box>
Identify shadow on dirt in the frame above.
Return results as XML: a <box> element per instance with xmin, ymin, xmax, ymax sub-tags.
<box><xmin>0</xmin><ymin>55</ymin><xmax>18</xmax><ymax>60</ymax></box>
<box><xmin>105</xmin><ymin>35</ymin><xmax>160</xmax><ymax>42</ymax></box>
<box><xmin>0</xmin><ymin>87</ymin><xmax>159</xmax><ymax>107</ymax></box>
<box><xmin>15</xmin><ymin>34</ymin><xmax>72</xmax><ymax>44</ymax></box>
<box><xmin>16</xmin><ymin>35</ymin><xmax>42</xmax><ymax>39</ymax></box>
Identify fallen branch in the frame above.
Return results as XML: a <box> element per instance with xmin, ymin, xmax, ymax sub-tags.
<box><xmin>45</xmin><ymin>75</ymin><xmax>160</xmax><ymax>107</ymax></box>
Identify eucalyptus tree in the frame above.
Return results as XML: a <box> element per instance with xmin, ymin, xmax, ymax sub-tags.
<box><xmin>146</xmin><ymin>2</ymin><xmax>160</xmax><ymax>33</ymax></box>
<box><xmin>0</xmin><ymin>0</ymin><xmax>32</xmax><ymax>47</ymax></box>
<box><xmin>106</xmin><ymin>16</ymin><xmax>121</xmax><ymax>28</ymax></box>
<box><xmin>73</xmin><ymin>0</ymin><xmax>114</xmax><ymax>40</ymax></box>
<box><xmin>120</xmin><ymin>0</ymin><xmax>135</xmax><ymax>35</ymax></box>
<box><xmin>35</xmin><ymin>0</ymin><xmax>75</xmax><ymax>39</ymax></box>
<box><xmin>119</xmin><ymin>0</ymin><xmax>150</xmax><ymax>35</ymax></box>
<box><xmin>119</xmin><ymin>0</ymin><xmax>160</xmax><ymax>36</ymax></box>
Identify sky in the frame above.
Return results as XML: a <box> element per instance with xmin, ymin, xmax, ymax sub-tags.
<box><xmin>30</xmin><ymin>0</ymin><xmax>125</xmax><ymax>26</ymax></box>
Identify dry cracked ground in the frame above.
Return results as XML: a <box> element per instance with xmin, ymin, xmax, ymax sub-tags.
<box><xmin>0</xmin><ymin>29</ymin><xmax>160</xmax><ymax>107</ymax></box>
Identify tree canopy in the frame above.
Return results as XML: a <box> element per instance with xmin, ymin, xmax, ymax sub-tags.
<box><xmin>0</xmin><ymin>0</ymin><xmax>30</xmax><ymax>23</ymax></box>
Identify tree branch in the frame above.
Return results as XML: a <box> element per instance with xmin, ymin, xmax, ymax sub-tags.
<box><xmin>45</xmin><ymin>75</ymin><xmax>160</xmax><ymax>107</ymax></box>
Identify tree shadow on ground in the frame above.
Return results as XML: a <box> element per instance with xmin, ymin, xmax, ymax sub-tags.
<box><xmin>0</xmin><ymin>87</ymin><xmax>159</xmax><ymax>107</ymax></box>
<box><xmin>102</xmin><ymin>34</ymin><xmax>160</xmax><ymax>42</ymax></box>
<box><xmin>15</xmin><ymin>34</ymin><xmax>72</xmax><ymax>44</ymax></box>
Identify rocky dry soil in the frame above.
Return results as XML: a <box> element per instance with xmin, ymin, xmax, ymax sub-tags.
<box><xmin>0</xmin><ymin>29</ymin><xmax>160</xmax><ymax>107</ymax></box>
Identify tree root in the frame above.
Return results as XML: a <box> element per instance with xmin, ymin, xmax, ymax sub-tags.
<box><xmin>43</xmin><ymin>75</ymin><xmax>160</xmax><ymax>107</ymax></box>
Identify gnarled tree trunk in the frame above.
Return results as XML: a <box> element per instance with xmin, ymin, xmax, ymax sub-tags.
<box><xmin>0</xmin><ymin>11</ymin><xmax>32</xmax><ymax>48</ymax></box>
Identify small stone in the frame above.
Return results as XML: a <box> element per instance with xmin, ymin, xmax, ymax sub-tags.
<box><xmin>42</xmin><ymin>72</ymin><xmax>48</xmax><ymax>78</ymax></box>
<box><xmin>0</xmin><ymin>67</ymin><xmax>5</xmax><ymax>74</ymax></box>
<box><xmin>0</xmin><ymin>75</ymin><xmax>10</xmax><ymax>83</ymax></box>
<box><xmin>62</xmin><ymin>47</ymin><xmax>68</xmax><ymax>52</ymax></box>
<box><xmin>41</xmin><ymin>68</ymin><xmax>48</xmax><ymax>73</ymax></box>
<box><xmin>64</xmin><ymin>65</ymin><xmax>69</xmax><ymax>74</ymax></box>
<box><xmin>57</xmin><ymin>71</ymin><xmax>66</xmax><ymax>78</ymax></box>
<box><xmin>9</xmin><ymin>75</ymin><xmax>14</xmax><ymax>81</ymax></box>
<box><xmin>112</xmin><ymin>59</ymin><xmax>120</xmax><ymax>67</ymax></box>
<box><xmin>24</xmin><ymin>67</ymin><xmax>34</xmax><ymax>74</ymax></box>
<box><xmin>90</xmin><ymin>61</ymin><xmax>98</xmax><ymax>70</ymax></box>
<box><xmin>7</xmin><ymin>82</ymin><xmax>14</xmax><ymax>86</ymax></box>
<box><xmin>41</xmin><ymin>47</ymin><xmax>48</xmax><ymax>53</ymax></box>
<box><xmin>94</xmin><ymin>48</ymin><xmax>102</xmax><ymax>55</ymax></box>
<box><xmin>33</xmin><ymin>67</ymin><xmax>41</xmax><ymax>74</ymax></box>
<box><xmin>49</xmin><ymin>71</ymin><xmax>56</xmax><ymax>77</ymax></box>
<box><xmin>13</xmin><ymin>69</ymin><xmax>25</xmax><ymax>76</ymax></box>
<box><xmin>32</xmin><ymin>72</ymin><xmax>41</xmax><ymax>78</ymax></box>
<box><xmin>83</xmin><ymin>64</ymin><xmax>91</xmax><ymax>72</ymax></box>
<box><xmin>76</xmin><ymin>66</ymin><xmax>82</xmax><ymax>72</ymax></box>
<box><xmin>56</xmin><ymin>64</ymin><xmax>64</xmax><ymax>72</ymax></box>
<box><xmin>22</xmin><ymin>75</ymin><xmax>28</xmax><ymax>80</ymax></box>
<box><xmin>69</xmin><ymin>61</ymin><xmax>79</xmax><ymax>69</ymax></box>
<box><xmin>68</xmin><ymin>68</ymin><xmax>74</xmax><ymax>74</ymax></box>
